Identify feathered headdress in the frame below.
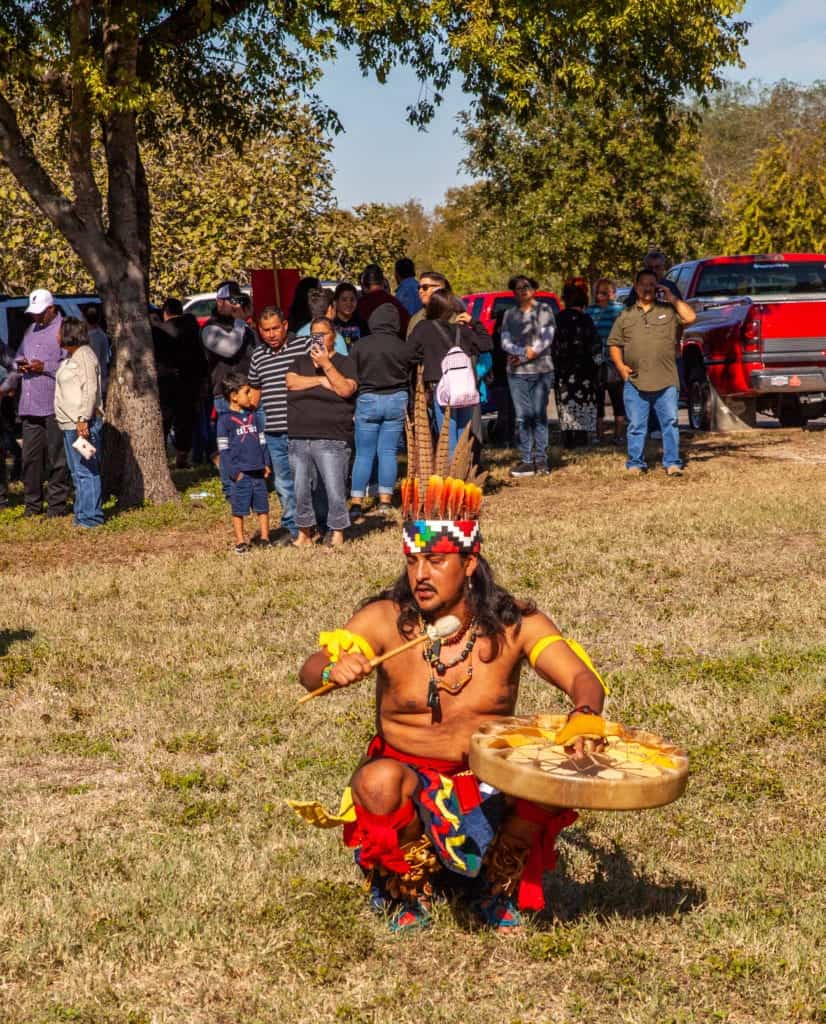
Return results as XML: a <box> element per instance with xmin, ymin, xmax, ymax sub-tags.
<box><xmin>401</xmin><ymin>368</ymin><xmax>487</xmax><ymax>555</ymax></box>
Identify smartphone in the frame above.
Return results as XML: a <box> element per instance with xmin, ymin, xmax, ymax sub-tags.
<box><xmin>310</xmin><ymin>333</ymin><xmax>325</xmax><ymax>348</ymax></box>
<box><xmin>656</xmin><ymin>287</ymin><xmax>667</xmax><ymax>301</ymax></box>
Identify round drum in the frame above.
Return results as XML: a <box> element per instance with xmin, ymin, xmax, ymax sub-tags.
<box><xmin>469</xmin><ymin>714</ymin><xmax>689</xmax><ymax>811</ymax></box>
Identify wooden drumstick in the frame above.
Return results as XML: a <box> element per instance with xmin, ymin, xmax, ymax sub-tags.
<box><xmin>298</xmin><ymin>614</ymin><xmax>462</xmax><ymax>704</ymax></box>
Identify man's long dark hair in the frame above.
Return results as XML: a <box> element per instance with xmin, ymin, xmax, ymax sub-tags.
<box><xmin>359</xmin><ymin>554</ymin><xmax>536</xmax><ymax>661</ymax></box>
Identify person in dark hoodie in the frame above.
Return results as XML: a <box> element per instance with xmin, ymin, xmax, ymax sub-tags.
<box><xmin>356</xmin><ymin>264</ymin><xmax>410</xmax><ymax>339</ymax></box>
<box><xmin>348</xmin><ymin>303</ymin><xmax>414</xmax><ymax>519</ymax></box>
<box><xmin>201</xmin><ymin>280</ymin><xmax>258</xmax><ymax>498</ymax></box>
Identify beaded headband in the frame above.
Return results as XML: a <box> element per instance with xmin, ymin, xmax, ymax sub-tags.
<box><xmin>402</xmin><ymin>519</ymin><xmax>482</xmax><ymax>555</ymax></box>
<box><xmin>400</xmin><ymin>369</ymin><xmax>486</xmax><ymax>554</ymax></box>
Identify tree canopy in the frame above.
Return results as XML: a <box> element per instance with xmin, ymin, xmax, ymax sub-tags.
<box><xmin>455</xmin><ymin>93</ymin><xmax>715</xmax><ymax>286</ymax></box>
<box><xmin>0</xmin><ymin>97</ymin><xmax>335</xmax><ymax>297</ymax></box>
<box><xmin>723</xmin><ymin>124</ymin><xmax>826</xmax><ymax>254</ymax></box>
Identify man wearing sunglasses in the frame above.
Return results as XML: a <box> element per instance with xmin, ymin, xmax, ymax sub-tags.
<box><xmin>406</xmin><ymin>272</ymin><xmax>453</xmax><ymax>339</ymax></box>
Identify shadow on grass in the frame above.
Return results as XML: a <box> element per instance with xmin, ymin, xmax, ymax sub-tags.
<box><xmin>542</xmin><ymin>832</ymin><xmax>706</xmax><ymax>923</ymax></box>
<box><xmin>170</xmin><ymin>461</ymin><xmax>220</xmax><ymax>490</ymax></box>
<box><xmin>684</xmin><ymin>434</ymin><xmax>791</xmax><ymax>463</ymax></box>
<box><xmin>348</xmin><ymin>515</ymin><xmax>401</xmax><ymax>542</ymax></box>
<box><xmin>442</xmin><ymin>830</ymin><xmax>704</xmax><ymax>934</ymax></box>
<box><xmin>0</xmin><ymin>628</ymin><xmax>35</xmax><ymax>655</ymax></box>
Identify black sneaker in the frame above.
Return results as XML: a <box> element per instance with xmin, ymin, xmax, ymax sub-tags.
<box><xmin>534</xmin><ymin>462</ymin><xmax>550</xmax><ymax>476</ymax></box>
<box><xmin>510</xmin><ymin>461</ymin><xmax>535</xmax><ymax>478</ymax></box>
<box><xmin>349</xmin><ymin>503</ymin><xmax>363</xmax><ymax>523</ymax></box>
<box><xmin>233</xmin><ymin>542</ymin><xmax>250</xmax><ymax>555</ymax></box>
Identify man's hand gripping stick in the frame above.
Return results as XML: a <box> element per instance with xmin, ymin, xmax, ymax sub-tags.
<box><xmin>297</xmin><ymin>615</ymin><xmax>462</xmax><ymax>704</ymax></box>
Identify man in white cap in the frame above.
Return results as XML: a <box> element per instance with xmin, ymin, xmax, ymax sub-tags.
<box><xmin>16</xmin><ymin>289</ymin><xmax>70</xmax><ymax>517</ymax></box>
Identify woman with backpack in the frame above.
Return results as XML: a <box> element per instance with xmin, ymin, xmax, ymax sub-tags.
<box><xmin>409</xmin><ymin>289</ymin><xmax>492</xmax><ymax>456</ymax></box>
<box><xmin>551</xmin><ymin>283</ymin><xmax>600</xmax><ymax>449</ymax></box>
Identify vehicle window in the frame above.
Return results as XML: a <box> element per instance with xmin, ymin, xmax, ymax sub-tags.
<box><xmin>666</xmin><ymin>266</ymin><xmax>689</xmax><ymax>293</ymax></box>
<box><xmin>186</xmin><ymin>298</ymin><xmax>216</xmax><ymax>319</ymax></box>
<box><xmin>470</xmin><ymin>298</ymin><xmax>484</xmax><ymax>320</ymax></box>
<box><xmin>492</xmin><ymin>295</ymin><xmax>560</xmax><ymax>318</ymax></box>
<box><xmin>7</xmin><ymin>308</ymin><xmax>30</xmax><ymax>351</ymax></box>
<box><xmin>492</xmin><ymin>297</ymin><xmax>517</xmax><ymax>319</ymax></box>
<box><xmin>695</xmin><ymin>261</ymin><xmax>826</xmax><ymax>297</ymax></box>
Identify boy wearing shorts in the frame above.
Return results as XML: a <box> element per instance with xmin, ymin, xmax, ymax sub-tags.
<box><xmin>217</xmin><ymin>371</ymin><xmax>272</xmax><ymax>553</ymax></box>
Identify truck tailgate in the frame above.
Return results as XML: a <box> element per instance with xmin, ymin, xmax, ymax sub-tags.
<box><xmin>759</xmin><ymin>299</ymin><xmax>826</xmax><ymax>364</ymax></box>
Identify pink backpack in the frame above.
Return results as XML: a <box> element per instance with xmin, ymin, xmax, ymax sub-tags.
<box><xmin>436</xmin><ymin>331</ymin><xmax>479</xmax><ymax>408</ymax></box>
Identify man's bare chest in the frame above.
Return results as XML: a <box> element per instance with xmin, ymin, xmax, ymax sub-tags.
<box><xmin>376</xmin><ymin>637</ymin><xmax>521</xmax><ymax>718</ymax></box>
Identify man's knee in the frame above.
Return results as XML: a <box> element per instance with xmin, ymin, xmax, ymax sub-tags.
<box><xmin>351</xmin><ymin>758</ymin><xmax>418</xmax><ymax>814</ymax></box>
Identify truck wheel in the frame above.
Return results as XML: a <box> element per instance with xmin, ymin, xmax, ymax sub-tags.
<box><xmin>687</xmin><ymin>373</ymin><xmax>711</xmax><ymax>431</ymax></box>
<box><xmin>777</xmin><ymin>396</ymin><xmax>805</xmax><ymax>428</ymax></box>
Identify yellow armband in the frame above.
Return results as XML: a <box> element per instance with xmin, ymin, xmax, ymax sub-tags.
<box><xmin>528</xmin><ymin>634</ymin><xmax>610</xmax><ymax>695</ymax></box>
<box><xmin>318</xmin><ymin>629</ymin><xmax>376</xmax><ymax>663</ymax></box>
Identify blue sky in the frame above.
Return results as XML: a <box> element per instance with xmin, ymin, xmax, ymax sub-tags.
<box><xmin>314</xmin><ymin>0</ymin><xmax>826</xmax><ymax>211</ymax></box>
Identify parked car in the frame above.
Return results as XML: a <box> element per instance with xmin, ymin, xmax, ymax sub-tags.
<box><xmin>183</xmin><ymin>287</ymin><xmax>251</xmax><ymax>327</ymax></box>
<box><xmin>0</xmin><ymin>294</ymin><xmax>102</xmax><ymax>350</ymax></box>
<box><xmin>666</xmin><ymin>253</ymin><xmax>826</xmax><ymax>428</ymax></box>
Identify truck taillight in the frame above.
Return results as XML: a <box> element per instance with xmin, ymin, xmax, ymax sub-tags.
<box><xmin>742</xmin><ymin>316</ymin><xmax>762</xmax><ymax>353</ymax></box>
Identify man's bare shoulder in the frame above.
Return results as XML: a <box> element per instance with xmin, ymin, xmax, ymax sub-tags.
<box><xmin>344</xmin><ymin>598</ymin><xmax>404</xmax><ymax>654</ymax></box>
<box><xmin>503</xmin><ymin>606</ymin><xmax>561</xmax><ymax>654</ymax></box>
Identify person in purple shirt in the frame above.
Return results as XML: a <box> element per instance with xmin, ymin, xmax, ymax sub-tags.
<box><xmin>17</xmin><ymin>288</ymin><xmax>71</xmax><ymax>517</ymax></box>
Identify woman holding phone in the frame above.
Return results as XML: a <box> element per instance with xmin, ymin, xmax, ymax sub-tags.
<box><xmin>285</xmin><ymin>317</ymin><xmax>358</xmax><ymax>547</ymax></box>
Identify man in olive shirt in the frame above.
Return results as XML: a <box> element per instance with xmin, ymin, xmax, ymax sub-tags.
<box><xmin>608</xmin><ymin>269</ymin><xmax>696</xmax><ymax>476</ymax></box>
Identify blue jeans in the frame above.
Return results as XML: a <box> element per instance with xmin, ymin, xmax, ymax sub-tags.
<box><xmin>432</xmin><ymin>401</ymin><xmax>475</xmax><ymax>458</ymax></box>
<box><xmin>62</xmin><ymin>417</ymin><xmax>104</xmax><ymax>527</ymax></box>
<box><xmin>508</xmin><ymin>372</ymin><xmax>552</xmax><ymax>464</ymax></box>
<box><xmin>264</xmin><ymin>433</ymin><xmax>298</xmax><ymax>537</ymax></box>
<box><xmin>623</xmin><ymin>382</ymin><xmax>681</xmax><ymax>470</ymax></box>
<box><xmin>351</xmin><ymin>390</ymin><xmax>407</xmax><ymax>498</ymax></box>
<box><xmin>289</xmin><ymin>438</ymin><xmax>351</xmax><ymax>532</ymax></box>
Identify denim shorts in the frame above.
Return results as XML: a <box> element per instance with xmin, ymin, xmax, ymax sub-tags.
<box><xmin>230</xmin><ymin>470</ymin><xmax>269</xmax><ymax>517</ymax></box>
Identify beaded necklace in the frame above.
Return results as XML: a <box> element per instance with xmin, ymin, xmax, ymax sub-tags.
<box><xmin>419</xmin><ymin>614</ymin><xmax>478</xmax><ymax>712</ymax></box>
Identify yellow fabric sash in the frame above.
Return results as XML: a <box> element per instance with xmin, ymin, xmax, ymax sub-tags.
<box><xmin>528</xmin><ymin>634</ymin><xmax>610</xmax><ymax>695</ymax></box>
<box><xmin>318</xmin><ymin>629</ymin><xmax>376</xmax><ymax>663</ymax></box>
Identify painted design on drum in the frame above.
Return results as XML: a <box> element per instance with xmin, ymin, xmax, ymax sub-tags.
<box><xmin>503</xmin><ymin>735</ymin><xmax>679</xmax><ymax>781</ymax></box>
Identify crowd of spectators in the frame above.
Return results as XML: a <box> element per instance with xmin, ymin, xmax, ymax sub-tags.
<box><xmin>0</xmin><ymin>250</ymin><xmax>692</xmax><ymax>543</ymax></box>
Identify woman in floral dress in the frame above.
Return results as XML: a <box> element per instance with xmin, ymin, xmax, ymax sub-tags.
<box><xmin>551</xmin><ymin>283</ymin><xmax>600</xmax><ymax>449</ymax></box>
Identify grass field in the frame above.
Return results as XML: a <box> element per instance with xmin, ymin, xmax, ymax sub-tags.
<box><xmin>1</xmin><ymin>427</ymin><xmax>825</xmax><ymax>1024</ymax></box>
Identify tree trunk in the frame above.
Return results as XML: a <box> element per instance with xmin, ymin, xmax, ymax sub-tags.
<box><xmin>100</xmin><ymin>263</ymin><xmax>178</xmax><ymax>506</ymax></box>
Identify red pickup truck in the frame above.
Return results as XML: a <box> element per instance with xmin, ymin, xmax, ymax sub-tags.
<box><xmin>665</xmin><ymin>254</ymin><xmax>826</xmax><ymax>428</ymax></box>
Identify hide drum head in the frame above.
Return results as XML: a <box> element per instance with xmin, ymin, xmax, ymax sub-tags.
<box><xmin>469</xmin><ymin>714</ymin><xmax>689</xmax><ymax>811</ymax></box>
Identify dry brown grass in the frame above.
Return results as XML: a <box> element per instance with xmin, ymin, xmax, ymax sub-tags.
<box><xmin>1</xmin><ymin>428</ymin><xmax>825</xmax><ymax>1024</ymax></box>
